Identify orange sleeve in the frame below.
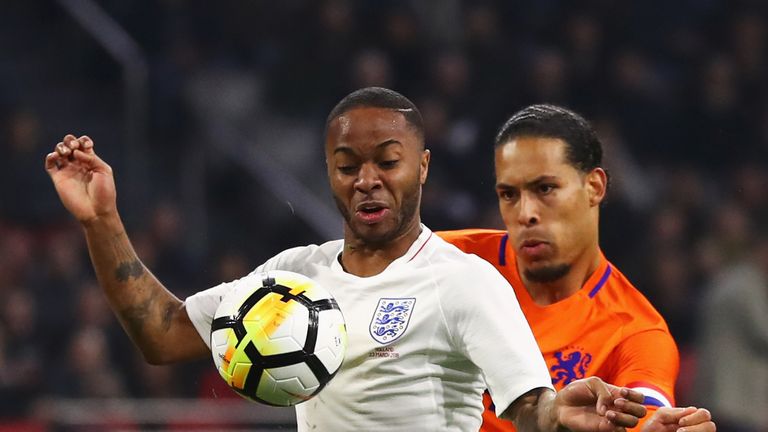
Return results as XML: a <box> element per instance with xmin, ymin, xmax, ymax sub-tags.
<box><xmin>609</xmin><ymin>329</ymin><xmax>679</xmax><ymax>431</ymax></box>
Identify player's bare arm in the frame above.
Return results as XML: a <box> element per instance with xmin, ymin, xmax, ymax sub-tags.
<box><xmin>45</xmin><ymin>134</ymin><xmax>209</xmax><ymax>364</ymax></box>
<box><xmin>502</xmin><ymin>377</ymin><xmax>647</xmax><ymax>432</ymax></box>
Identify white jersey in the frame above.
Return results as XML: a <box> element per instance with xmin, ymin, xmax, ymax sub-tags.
<box><xmin>186</xmin><ymin>225</ymin><xmax>552</xmax><ymax>431</ymax></box>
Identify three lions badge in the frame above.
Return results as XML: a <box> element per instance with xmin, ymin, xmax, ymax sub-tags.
<box><xmin>369</xmin><ymin>298</ymin><xmax>416</xmax><ymax>344</ymax></box>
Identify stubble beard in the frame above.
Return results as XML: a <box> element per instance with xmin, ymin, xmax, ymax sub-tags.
<box><xmin>523</xmin><ymin>263</ymin><xmax>572</xmax><ymax>283</ymax></box>
<box><xmin>333</xmin><ymin>183</ymin><xmax>421</xmax><ymax>248</ymax></box>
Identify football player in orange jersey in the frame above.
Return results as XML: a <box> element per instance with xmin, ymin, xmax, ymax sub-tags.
<box><xmin>438</xmin><ymin>105</ymin><xmax>715</xmax><ymax>432</ymax></box>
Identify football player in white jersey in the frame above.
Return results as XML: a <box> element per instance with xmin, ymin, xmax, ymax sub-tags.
<box><xmin>46</xmin><ymin>87</ymin><xmax>647</xmax><ymax>431</ymax></box>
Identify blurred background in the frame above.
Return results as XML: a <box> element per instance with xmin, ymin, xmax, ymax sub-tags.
<box><xmin>1</xmin><ymin>0</ymin><xmax>767</xmax><ymax>431</ymax></box>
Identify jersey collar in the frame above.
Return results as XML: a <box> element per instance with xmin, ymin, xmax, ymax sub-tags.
<box><xmin>500</xmin><ymin>233</ymin><xmax>612</xmax><ymax>302</ymax></box>
<box><xmin>332</xmin><ymin>224</ymin><xmax>434</xmax><ymax>276</ymax></box>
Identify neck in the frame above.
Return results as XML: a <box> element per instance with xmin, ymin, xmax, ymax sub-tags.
<box><xmin>341</xmin><ymin>219</ymin><xmax>422</xmax><ymax>277</ymax></box>
<box><xmin>521</xmin><ymin>244</ymin><xmax>602</xmax><ymax>306</ymax></box>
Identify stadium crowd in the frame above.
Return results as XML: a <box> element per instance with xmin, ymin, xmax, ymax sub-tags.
<box><xmin>0</xmin><ymin>0</ymin><xmax>766</xmax><ymax>430</ymax></box>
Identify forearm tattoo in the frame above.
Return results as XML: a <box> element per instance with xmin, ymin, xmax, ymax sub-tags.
<box><xmin>121</xmin><ymin>292</ymin><xmax>176</xmax><ymax>336</ymax></box>
<box><xmin>105</xmin><ymin>233</ymin><xmax>176</xmax><ymax>339</ymax></box>
<box><xmin>161</xmin><ymin>301</ymin><xmax>176</xmax><ymax>331</ymax></box>
<box><xmin>115</xmin><ymin>259</ymin><xmax>145</xmax><ymax>282</ymax></box>
<box><xmin>122</xmin><ymin>296</ymin><xmax>152</xmax><ymax>336</ymax></box>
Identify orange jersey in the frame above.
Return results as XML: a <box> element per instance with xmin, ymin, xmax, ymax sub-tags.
<box><xmin>437</xmin><ymin>229</ymin><xmax>679</xmax><ymax>431</ymax></box>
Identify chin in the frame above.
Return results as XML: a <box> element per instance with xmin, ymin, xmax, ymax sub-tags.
<box><xmin>523</xmin><ymin>263</ymin><xmax>571</xmax><ymax>283</ymax></box>
<box><xmin>351</xmin><ymin>223</ymin><xmax>399</xmax><ymax>245</ymax></box>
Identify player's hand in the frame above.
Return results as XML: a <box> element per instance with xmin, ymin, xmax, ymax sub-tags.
<box><xmin>556</xmin><ymin>377</ymin><xmax>647</xmax><ymax>432</ymax></box>
<box><xmin>45</xmin><ymin>134</ymin><xmax>117</xmax><ymax>224</ymax></box>
<box><xmin>642</xmin><ymin>407</ymin><xmax>715</xmax><ymax>432</ymax></box>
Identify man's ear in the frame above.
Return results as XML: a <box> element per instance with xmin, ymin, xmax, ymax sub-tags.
<box><xmin>420</xmin><ymin>149</ymin><xmax>431</xmax><ymax>185</ymax></box>
<box><xmin>586</xmin><ymin>167</ymin><xmax>607</xmax><ymax>206</ymax></box>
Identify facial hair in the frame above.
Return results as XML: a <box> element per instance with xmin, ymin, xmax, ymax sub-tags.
<box><xmin>523</xmin><ymin>263</ymin><xmax>571</xmax><ymax>283</ymax></box>
<box><xmin>333</xmin><ymin>180</ymin><xmax>421</xmax><ymax>247</ymax></box>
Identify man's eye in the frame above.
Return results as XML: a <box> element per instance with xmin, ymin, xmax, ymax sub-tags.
<box><xmin>338</xmin><ymin>166</ymin><xmax>357</xmax><ymax>174</ymax></box>
<box><xmin>497</xmin><ymin>190</ymin><xmax>517</xmax><ymax>201</ymax></box>
<box><xmin>538</xmin><ymin>184</ymin><xmax>555</xmax><ymax>194</ymax></box>
<box><xmin>379</xmin><ymin>160</ymin><xmax>399</xmax><ymax>169</ymax></box>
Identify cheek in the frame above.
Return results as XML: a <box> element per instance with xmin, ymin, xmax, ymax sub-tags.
<box><xmin>550</xmin><ymin>199</ymin><xmax>590</xmax><ymax>245</ymax></box>
<box><xmin>330</xmin><ymin>176</ymin><xmax>352</xmax><ymax>196</ymax></box>
<box><xmin>390</xmin><ymin>170</ymin><xmax>418</xmax><ymax>195</ymax></box>
<box><xmin>498</xmin><ymin>202</ymin><xmax>517</xmax><ymax>230</ymax></box>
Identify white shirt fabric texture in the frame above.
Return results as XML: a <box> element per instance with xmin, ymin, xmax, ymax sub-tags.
<box><xmin>186</xmin><ymin>225</ymin><xmax>552</xmax><ymax>431</ymax></box>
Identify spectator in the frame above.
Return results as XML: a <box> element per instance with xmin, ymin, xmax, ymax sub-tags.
<box><xmin>695</xmin><ymin>235</ymin><xmax>768</xmax><ymax>431</ymax></box>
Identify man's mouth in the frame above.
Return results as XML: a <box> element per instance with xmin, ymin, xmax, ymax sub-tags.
<box><xmin>519</xmin><ymin>239</ymin><xmax>549</xmax><ymax>257</ymax></box>
<box><xmin>355</xmin><ymin>202</ymin><xmax>389</xmax><ymax>224</ymax></box>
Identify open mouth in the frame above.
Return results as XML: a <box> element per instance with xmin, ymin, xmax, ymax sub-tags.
<box><xmin>355</xmin><ymin>202</ymin><xmax>389</xmax><ymax>224</ymax></box>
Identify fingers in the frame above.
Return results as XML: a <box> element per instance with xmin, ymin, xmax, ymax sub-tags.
<box><xmin>605</xmin><ymin>397</ymin><xmax>645</xmax><ymax>429</ymax></box>
<box><xmin>678</xmin><ymin>421</ymin><xmax>716</xmax><ymax>432</ymax></box>
<box><xmin>679</xmin><ymin>408</ymin><xmax>715</xmax><ymax>432</ymax></box>
<box><xmin>589</xmin><ymin>381</ymin><xmax>646</xmax><ymax>427</ymax></box>
<box><xmin>604</xmin><ymin>402</ymin><xmax>645</xmax><ymax>428</ymax></box>
<box><xmin>605</xmin><ymin>407</ymin><xmax>639</xmax><ymax>428</ymax></box>
<box><xmin>583</xmin><ymin>377</ymin><xmax>613</xmax><ymax>415</ymax></box>
<box><xmin>680</xmin><ymin>408</ymin><xmax>711</xmax><ymax>426</ymax></box>
<box><xmin>56</xmin><ymin>140</ymin><xmax>73</xmax><ymax>159</ymax></box>
<box><xmin>71</xmin><ymin>144</ymin><xmax>110</xmax><ymax>171</ymax></box>
<box><xmin>62</xmin><ymin>134</ymin><xmax>95</xmax><ymax>153</ymax></box>
<box><xmin>613</xmin><ymin>397</ymin><xmax>647</xmax><ymax>420</ymax></box>
<box><xmin>652</xmin><ymin>407</ymin><xmax>697</xmax><ymax>424</ymax></box>
<box><xmin>621</xmin><ymin>387</ymin><xmax>647</xmax><ymax>404</ymax></box>
<box><xmin>79</xmin><ymin>135</ymin><xmax>95</xmax><ymax>153</ymax></box>
<box><xmin>597</xmin><ymin>417</ymin><xmax>626</xmax><ymax>432</ymax></box>
<box><xmin>48</xmin><ymin>134</ymin><xmax>98</xmax><ymax>171</ymax></box>
<box><xmin>45</xmin><ymin>151</ymin><xmax>62</xmax><ymax>172</ymax></box>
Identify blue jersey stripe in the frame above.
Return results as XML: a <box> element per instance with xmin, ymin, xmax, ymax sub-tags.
<box><xmin>643</xmin><ymin>395</ymin><xmax>666</xmax><ymax>407</ymax></box>
<box><xmin>499</xmin><ymin>233</ymin><xmax>509</xmax><ymax>266</ymax></box>
<box><xmin>588</xmin><ymin>265</ymin><xmax>612</xmax><ymax>298</ymax></box>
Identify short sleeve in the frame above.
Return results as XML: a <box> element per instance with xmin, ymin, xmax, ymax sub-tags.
<box><xmin>185</xmin><ymin>281</ymin><xmax>237</xmax><ymax>349</ymax></box>
<box><xmin>611</xmin><ymin>329</ymin><xmax>679</xmax><ymax>406</ymax></box>
<box><xmin>184</xmin><ymin>244</ymin><xmax>326</xmax><ymax>348</ymax></box>
<box><xmin>606</xmin><ymin>329</ymin><xmax>679</xmax><ymax>430</ymax></box>
<box><xmin>184</xmin><ymin>253</ymin><xmax>285</xmax><ymax>349</ymax></box>
<box><xmin>441</xmin><ymin>257</ymin><xmax>553</xmax><ymax>417</ymax></box>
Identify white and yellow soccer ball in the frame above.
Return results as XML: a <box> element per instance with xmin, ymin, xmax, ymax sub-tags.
<box><xmin>210</xmin><ymin>270</ymin><xmax>347</xmax><ymax>406</ymax></box>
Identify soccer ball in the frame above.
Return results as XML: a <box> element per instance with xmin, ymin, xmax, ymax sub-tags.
<box><xmin>210</xmin><ymin>270</ymin><xmax>347</xmax><ymax>406</ymax></box>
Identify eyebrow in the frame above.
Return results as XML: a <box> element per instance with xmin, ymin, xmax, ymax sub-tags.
<box><xmin>496</xmin><ymin>175</ymin><xmax>559</xmax><ymax>189</ymax></box>
<box><xmin>333</xmin><ymin>139</ymin><xmax>402</xmax><ymax>155</ymax></box>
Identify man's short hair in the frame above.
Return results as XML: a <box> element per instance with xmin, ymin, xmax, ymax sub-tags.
<box><xmin>495</xmin><ymin>104</ymin><xmax>602</xmax><ymax>173</ymax></box>
<box><xmin>326</xmin><ymin>87</ymin><xmax>425</xmax><ymax>145</ymax></box>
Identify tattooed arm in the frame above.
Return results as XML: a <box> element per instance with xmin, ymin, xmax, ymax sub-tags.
<box><xmin>82</xmin><ymin>217</ymin><xmax>208</xmax><ymax>363</ymax></box>
<box><xmin>46</xmin><ymin>134</ymin><xmax>208</xmax><ymax>364</ymax></box>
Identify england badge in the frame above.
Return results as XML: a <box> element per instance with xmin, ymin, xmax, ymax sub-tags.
<box><xmin>369</xmin><ymin>298</ymin><xmax>416</xmax><ymax>344</ymax></box>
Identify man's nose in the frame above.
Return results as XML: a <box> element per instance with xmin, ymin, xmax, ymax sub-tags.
<box><xmin>517</xmin><ymin>193</ymin><xmax>539</xmax><ymax>226</ymax></box>
<box><xmin>355</xmin><ymin>163</ymin><xmax>382</xmax><ymax>192</ymax></box>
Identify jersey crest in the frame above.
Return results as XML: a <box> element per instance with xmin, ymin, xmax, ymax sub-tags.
<box><xmin>551</xmin><ymin>347</ymin><xmax>593</xmax><ymax>385</ymax></box>
<box><xmin>369</xmin><ymin>298</ymin><xmax>416</xmax><ymax>344</ymax></box>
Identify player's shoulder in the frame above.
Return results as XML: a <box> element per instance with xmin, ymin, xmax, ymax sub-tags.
<box><xmin>604</xmin><ymin>263</ymin><xmax>654</xmax><ymax>305</ymax></box>
<box><xmin>435</xmin><ymin>228</ymin><xmax>507</xmax><ymax>253</ymax></box>
<box><xmin>420</xmin><ymin>232</ymin><xmax>516</xmax><ymax>306</ymax></box>
<box><xmin>602</xmin><ymin>261</ymin><xmax>670</xmax><ymax>329</ymax></box>
<box><xmin>424</xmin><ymin>230</ymin><xmax>507</xmax><ymax>277</ymax></box>
<box><xmin>262</xmin><ymin>240</ymin><xmax>343</xmax><ymax>271</ymax></box>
